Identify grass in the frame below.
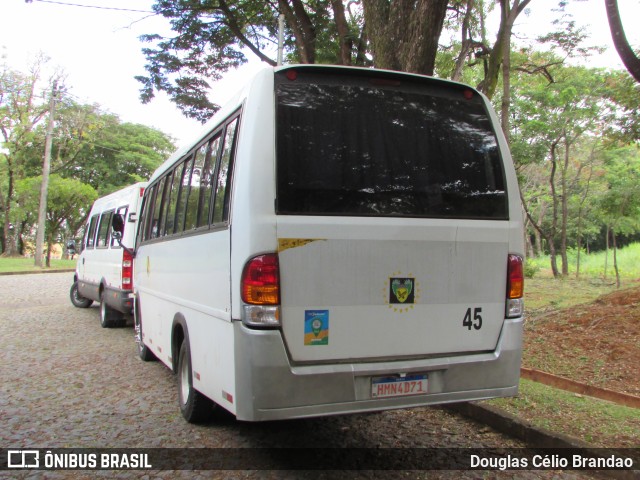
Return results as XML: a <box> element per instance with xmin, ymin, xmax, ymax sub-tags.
<box><xmin>524</xmin><ymin>275</ymin><xmax>624</xmax><ymax>311</ymax></box>
<box><xmin>0</xmin><ymin>257</ymin><xmax>76</xmax><ymax>273</ymax></box>
<box><xmin>486</xmin><ymin>380</ymin><xmax>639</xmax><ymax>448</ymax></box>
<box><xmin>487</xmin><ymin>252</ymin><xmax>640</xmax><ymax>448</ymax></box>
<box><xmin>528</xmin><ymin>242</ymin><xmax>640</xmax><ymax>281</ymax></box>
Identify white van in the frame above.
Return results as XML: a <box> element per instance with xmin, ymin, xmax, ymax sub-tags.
<box><xmin>133</xmin><ymin>66</ymin><xmax>525</xmax><ymax>423</ymax></box>
<box><xmin>70</xmin><ymin>182</ymin><xmax>146</xmax><ymax>328</ymax></box>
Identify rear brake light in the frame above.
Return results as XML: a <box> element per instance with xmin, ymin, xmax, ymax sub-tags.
<box><xmin>506</xmin><ymin>254</ymin><xmax>524</xmax><ymax>318</ymax></box>
<box><xmin>507</xmin><ymin>255</ymin><xmax>524</xmax><ymax>299</ymax></box>
<box><xmin>122</xmin><ymin>249</ymin><xmax>133</xmax><ymax>290</ymax></box>
<box><xmin>241</xmin><ymin>254</ymin><xmax>280</xmax><ymax>305</ymax></box>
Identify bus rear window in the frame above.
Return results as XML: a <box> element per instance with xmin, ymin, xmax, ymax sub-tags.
<box><xmin>275</xmin><ymin>72</ymin><xmax>508</xmax><ymax>219</ymax></box>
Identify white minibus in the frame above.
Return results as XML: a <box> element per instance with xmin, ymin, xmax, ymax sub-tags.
<box><xmin>130</xmin><ymin>65</ymin><xmax>525</xmax><ymax>423</ymax></box>
<box><xmin>71</xmin><ymin>182</ymin><xmax>146</xmax><ymax>328</ymax></box>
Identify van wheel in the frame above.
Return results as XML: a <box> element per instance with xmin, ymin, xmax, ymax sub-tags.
<box><xmin>100</xmin><ymin>291</ymin><xmax>124</xmax><ymax>328</ymax></box>
<box><xmin>134</xmin><ymin>305</ymin><xmax>156</xmax><ymax>362</ymax></box>
<box><xmin>70</xmin><ymin>281</ymin><xmax>93</xmax><ymax>308</ymax></box>
<box><xmin>177</xmin><ymin>338</ymin><xmax>213</xmax><ymax>423</ymax></box>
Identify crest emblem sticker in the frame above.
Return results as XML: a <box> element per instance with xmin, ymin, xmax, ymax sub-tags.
<box><xmin>384</xmin><ymin>273</ymin><xmax>421</xmax><ymax>313</ymax></box>
<box><xmin>390</xmin><ymin>277</ymin><xmax>415</xmax><ymax>304</ymax></box>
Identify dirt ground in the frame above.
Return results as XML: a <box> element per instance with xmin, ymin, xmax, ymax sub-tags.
<box><xmin>523</xmin><ymin>285</ymin><xmax>640</xmax><ymax>397</ymax></box>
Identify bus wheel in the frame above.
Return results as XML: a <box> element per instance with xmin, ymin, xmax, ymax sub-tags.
<box><xmin>70</xmin><ymin>281</ymin><xmax>93</xmax><ymax>308</ymax></box>
<box><xmin>100</xmin><ymin>291</ymin><xmax>124</xmax><ymax>328</ymax></box>
<box><xmin>177</xmin><ymin>338</ymin><xmax>213</xmax><ymax>423</ymax></box>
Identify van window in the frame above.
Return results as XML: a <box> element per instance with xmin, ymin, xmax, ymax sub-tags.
<box><xmin>212</xmin><ymin>118</ymin><xmax>239</xmax><ymax>224</ymax></box>
<box><xmin>275</xmin><ymin>73</ymin><xmax>507</xmax><ymax>219</ymax></box>
<box><xmin>85</xmin><ymin>214</ymin><xmax>99</xmax><ymax>249</ymax></box>
<box><xmin>96</xmin><ymin>210</ymin><xmax>114</xmax><ymax>248</ymax></box>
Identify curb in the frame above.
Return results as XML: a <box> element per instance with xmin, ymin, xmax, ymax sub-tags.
<box><xmin>0</xmin><ymin>269</ymin><xmax>75</xmax><ymax>276</ymax></box>
<box><xmin>521</xmin><ymin>368</ymin><xmax>640</xmax><ymax>409</ymax></box>
<box><xmin>446</xmin><ymin>402</ymin><xmax>638</xmax><ymax>479</ymax></box>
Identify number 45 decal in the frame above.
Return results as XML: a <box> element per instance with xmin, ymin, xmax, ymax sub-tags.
<box><xmin>463</xmin><ymin>307</ymin><xmax>483</xmax><ymax>330</ymax></box>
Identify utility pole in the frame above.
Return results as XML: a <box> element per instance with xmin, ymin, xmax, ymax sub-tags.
<box><xmin>277</xmin><ymin>14</ymin><xmax>285</xmax><ymax>66</ymax></box>
<box><xmin>34</xmin><ymin>81</ymin><xmax>57</xmax><ymax>268</ymax></box>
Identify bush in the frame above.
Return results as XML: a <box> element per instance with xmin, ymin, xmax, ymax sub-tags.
<box><xmin>524</xmin><ymin>259</ymin><xmax>540</xmax><ymax>279</ymax></box>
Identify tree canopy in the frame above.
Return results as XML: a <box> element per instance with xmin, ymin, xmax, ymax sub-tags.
<box><xmin>0</xmin><ymin>58</ymin><xmax>175</xmax><ymax>257</ymax></box>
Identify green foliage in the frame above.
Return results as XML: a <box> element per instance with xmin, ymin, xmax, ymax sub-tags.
<box><xmin>1</xmin><ymin>59</ymin><xmax>175</xmax><ymax>256</ymax></box>
<box><xmin>14</xmin><ymin>175</ymin><xmax>98</xmax><ymax>249</ymax></box>
<box><xmin>523</xmin><ymin>259</ymin><xmax>540</xmax><ymax>279</ymax></box>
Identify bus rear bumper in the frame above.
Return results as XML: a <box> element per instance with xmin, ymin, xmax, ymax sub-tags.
<box><xmin>233</xmin><ymin>317</ymin><xmax>523</xmax><ymax>422</ymax></box>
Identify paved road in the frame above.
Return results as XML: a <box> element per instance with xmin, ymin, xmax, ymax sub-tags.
<box><xmin>0</xmin><ymin>273</ymin><xmax>588</xmax><ymax>479</ymax></box>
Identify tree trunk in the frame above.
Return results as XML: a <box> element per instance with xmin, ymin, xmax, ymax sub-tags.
<box><xmin>605</xmin><ymin>0</ymin><xmax>640</xmax><ymax>83</ymax></box>
<box><xmin>451</xmin><ymin>0</ymin><xmax>475</xmax><ymax>82</ymax></box>
<box><xmin>560</xmin><ymin>135</ymin><xmax>570</xmax><ymax>276</ymax></box>
<box><xmin>330</xmin><ymin>0</ymin><xmax>352</xmax><ymax>65</ymax></box>
<box><xmin>549</xmin><ymin>138</ymin><xmax>560</xmax><ymax>278</ymax></box>
<box><xmin>362</xmin><ymin>0</ymin><xmax>449</xmax><ymax>75</ymax></box>
<box><xmin>612</xmin><ymin>229</ymin><xmax>620</xmax><ymax>288</ymax></box>
<box><xmin>477</xmin><ymin>0</ymin><xmax>532</xmax><ymax>99</ymax></box>
<box><xmin>604</xmin><ymin>225</ymin><xmax>609</xmax><ymax>280</ymax></box>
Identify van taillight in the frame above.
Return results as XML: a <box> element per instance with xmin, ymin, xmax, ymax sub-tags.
<box><xmin>122</xmin><ymin>249</ymin><xmax>133</xmax><ymax>291</ymax></box>
<box><xmin>506</xmin><ymin>254</ymin><xmax>524</xmax><ymax>318</ymax></box>
<box><xmin>241</xmin><ymin>254</ymin><xmax>280</xmax><ymax>327</ymax></box>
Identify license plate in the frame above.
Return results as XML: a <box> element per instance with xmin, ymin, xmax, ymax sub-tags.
<box><xmin>371</xmin><ymin>374</ymin><xmax>428</xmax><ymax>398</ymax></box>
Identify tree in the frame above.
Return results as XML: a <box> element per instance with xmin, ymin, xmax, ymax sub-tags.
<box><xmin>598</xmin><ymin>146</ymin><xmax>640</xmax><ymax>286</ymax></box>
<box><xmin>21</xmin><ymin>102</ymin><xmax>174</xmax><ymax>196</ymax></box>
<box><xmin>0</xmin><ymin>55</ymin><xmax>62</xmax><ymax>256</ymax></box>
<box><xmin>137</xmin><ymin>0</ymin><xmax>463</xmax><ymax>121</ymax></box>
<box><xmin>510</xmin><ymin>60</ymin><xmax>634</xmax><ymax>277</ymax></box>
<box><xmin>14</xmin><ymin>175</ymin><xmax>97</xmax><ymax>266</ymax></box>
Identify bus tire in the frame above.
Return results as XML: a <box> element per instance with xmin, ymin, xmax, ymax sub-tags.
<box><xmin>100</xmin><ymin>291</ymin><xmax>123</xmax><ymax>328</ymax></box>
<box><xmin>70</xmin><ymin>281</ymin><xmax>93</xmax><ymax>308</ymax></box>
<box><xmin>178</xmin><ymin>338</ymin><xmax>213</xmax><ymax>423</ymax></box>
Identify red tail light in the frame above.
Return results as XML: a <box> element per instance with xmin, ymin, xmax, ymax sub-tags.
<box><xmin>241</xmin><ymin>254</ymin><xmax>280</xmax><ymax>305</ymax></box>
<box><xmin>507</xmin><ymin>254</ymin><xmax>524</xmax><ymax>299</ymax></box>
<box><xmin>122</xmin><ymin>249</ymin><xmax>133</xmax><ymax>291</ymax></box>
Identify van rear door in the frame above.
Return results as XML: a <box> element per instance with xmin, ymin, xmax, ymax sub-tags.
<box><xmin>274</xmin><ymin>68</ymin><xmax>512</xmax><ymax>363</ymax></box>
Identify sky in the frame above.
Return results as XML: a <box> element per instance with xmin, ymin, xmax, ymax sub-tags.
<box><xmin>1</xmin><ymin>0</ymin><xmax>639</xmax><ymax>146</ymax></box>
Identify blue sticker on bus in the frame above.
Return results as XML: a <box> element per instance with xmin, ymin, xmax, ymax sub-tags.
<box><xmin>304</xmin><ymin>310</ymin><xmax>329</xmax><ymax>346</ymax></box>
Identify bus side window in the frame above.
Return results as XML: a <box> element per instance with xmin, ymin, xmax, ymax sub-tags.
<box><xmin>85</xmin><ymin>214</ymin><xmax>99</xmax><ymax>249</ymax></box>
<box><xmin>212</xmin><ymin>117</ymin><xmax>239</xmax><ymax>224</ymax></box>
<box><xmin>185</xmin><ymin>143</ymin><xmax>207</xmax><ymax>231</ymax></box>
<box><xmin>151</xmin><ymin>177</ymin><xmax>169</xmax><ymax>239</ymax></box>
<box><xmin>174</xmin><ymin>154</ymin><xmax>194</xmax><ymax>235</ymax></box>
<box><xmin>162</xmin><ymin>164</ymin><xmax>184</xmax><ymax>237</ymax></box>
<box><xmin>140</xmin><ymin>184</ymin><xmax>156</xmax><ymax>242</ymax></box>
<box><xmin>198</xmin><ymin>134</ymin><xmax>222</xmax><ymax>228</ymax></box>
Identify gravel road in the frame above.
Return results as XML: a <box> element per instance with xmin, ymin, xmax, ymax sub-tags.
<box><xmin>0</xmin><ymin>273</ymin><xmax>590</xmax><ymax>479</ymax></box>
